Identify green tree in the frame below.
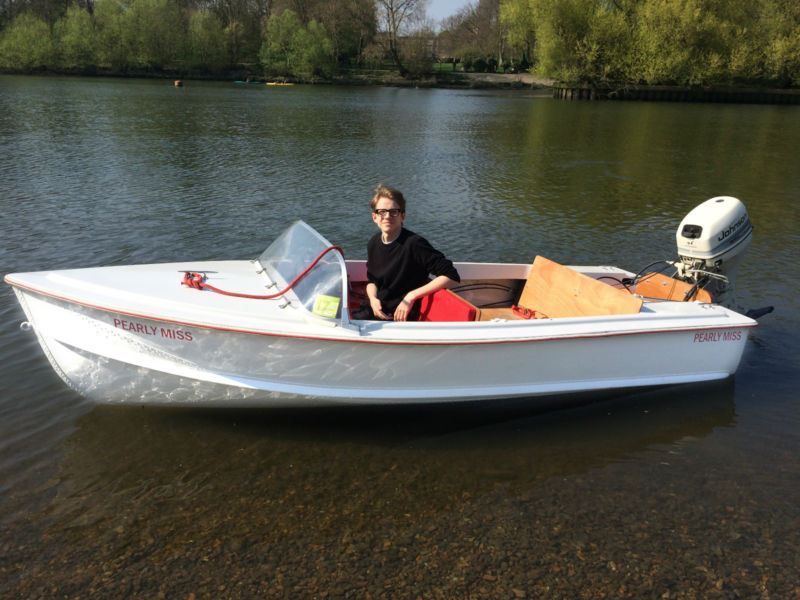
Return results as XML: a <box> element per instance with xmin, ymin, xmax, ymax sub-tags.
<box><xmin>294</xmin><ymin>19</ymin><xmax>334</xmax><ymax>78</ymax></box>
<box><xmin>630</xmin><ymin>0</ymin><xmax>754</xmax><ymax>86</ymax></box>
<box><xmin>767</xmin><ymin>25</ymin><xmax>800</xmax><ymax>85</ymax></box>
<box><xmin>496</xmin><ymin>0</ymin><xmax>800</xmax><ymax>87</ymax></box>
<box><xmin>212</xmin><ymin>0</ymin><xmax>266</xmax><ymax>66</ymax></box>
<box><xmin>187</xmin><ymin>10</ymin><xmax>227</xmax><ymax>72</ymax></box>
<box><xmin>259</xmin><ymin>9</ymin><xmax>335</xmax><ymax>79</ymax></box>
<box><xmin>94</xmin><ymin>0</ymin><xmax>129</xmax><ymax>70</ymax></box>
<box><xmin>499</xmin><ymin>0</ymin><xmax>536</xmax><ymax>67</ymax></box>
<box><xmin>0</xmin><ymin>12</ymin><xmax>55</xmax><ymax>70</ymax></box>
<box><xmin>762</xmin><ymin>0</ymin><xmax>800</xmax><ymax>85</ymax></box>
<box><xmin>530</xmin><ymin>0</ymin><xmax>628</xmax><ymax>83</ymax></box>
<box><xmin>120</xmin><ymin>0</ymin><xmax>186</xmax><ymax>70</ymax></box>
<box><xmin>260</xmin><ymin>8</ymin><xmax>299</xmax><ymax>75</ymax></box>
<box><xmin>311</xmin><ymin>0</ymin><xmax>376</xmax><ymax>66</ymax></box>
<box><xmin>53</xmin><ymin>5</ymin><xmax>98</xmax><ymax>70</ymax></box>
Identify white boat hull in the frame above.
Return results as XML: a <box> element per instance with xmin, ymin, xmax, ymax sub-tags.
<box><xmin>12</xmin><ymin>279</ymin><xmax>752</xmax><ymax>407</ymax></box>
<box><xmin>5</xmin><ymin>220</ymin><xmax>756</xmax><ymax>407</ymax></box>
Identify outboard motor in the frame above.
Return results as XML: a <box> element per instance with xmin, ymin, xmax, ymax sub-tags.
<box><xmin>674</xmin><ymin>196</ymin><xmax>752</xmax><ymax>308</ymax></box>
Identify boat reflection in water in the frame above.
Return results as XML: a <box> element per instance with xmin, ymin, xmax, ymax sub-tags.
<box><xmin>43</xmin><ymin>380</ymin><xmax>736</xmax><ymax>538</ymax></box>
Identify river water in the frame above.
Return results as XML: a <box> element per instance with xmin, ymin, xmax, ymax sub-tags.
<box><xmin>1</xmin><ymin>75</ymin><xmax>798</xmax><ymax>598</ymax></box>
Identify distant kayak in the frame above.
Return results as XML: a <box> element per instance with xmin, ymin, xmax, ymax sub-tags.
<box><xmin>234</xmin><ymin>80</ymin><xmax>263</xmax><ymax>85</ymax></box>
<box><xmin>266</xmin><ymin>82</ymin><xmax>294</xmax><ymax>86</ymax></box>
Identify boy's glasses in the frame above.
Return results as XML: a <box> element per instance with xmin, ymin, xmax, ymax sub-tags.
<box><xmin>373</xmin><ymin>208</ymin><xmax>402</xmax><ymax>218</ymax></box>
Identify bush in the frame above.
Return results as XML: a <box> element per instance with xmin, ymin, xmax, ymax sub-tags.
<box><xmin>472</xmin><ymin>57</ymin><xmax>489</xmax><ymax>72</ymax></box>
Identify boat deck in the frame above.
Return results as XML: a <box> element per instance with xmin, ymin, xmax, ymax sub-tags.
<box><xmin>6</xmin><ymin>259</ymin><xmax>755</xmax><ymax>346</ymax></box>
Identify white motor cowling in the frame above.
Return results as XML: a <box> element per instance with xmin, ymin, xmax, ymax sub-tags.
<box><xmin>674</xmin><ymin>196</ymin><xmax>752</xmax><ymax>307</ymax></box>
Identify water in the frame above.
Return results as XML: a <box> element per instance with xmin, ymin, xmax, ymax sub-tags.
<box><xmin>1</xmin><ymin>75</ymin><xmax>799</xmax><ymax>598</ymax></box>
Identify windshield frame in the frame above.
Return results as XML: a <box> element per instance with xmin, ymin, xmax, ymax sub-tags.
<box><xmin>255</xmin><ymin>221</ymin><xmax>349</xmax><ymax>325</ymax></box>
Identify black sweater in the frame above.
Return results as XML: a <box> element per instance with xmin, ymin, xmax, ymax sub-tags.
<box><xmin>363</xmin><ymin>227</ymin><xmax>460</xmax><ymax>319</ymax></box>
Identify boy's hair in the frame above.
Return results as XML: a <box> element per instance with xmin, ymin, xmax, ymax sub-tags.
<box><xmin>371</xmin><ymin>184</ymin><xmax>406</xmax><ymax>212</ymax></box>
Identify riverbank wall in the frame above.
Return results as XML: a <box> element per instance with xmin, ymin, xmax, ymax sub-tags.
<box><xmin>553</xmin><ymin>84</ymin><xmax>800</xmax><ymax>104</ymax></box>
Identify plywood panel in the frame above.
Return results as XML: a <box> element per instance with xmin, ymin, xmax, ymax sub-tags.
<box><xmin>518</xmin><ymin>256</ymin><xmax>642</xmax><ymax>318</ymax></box>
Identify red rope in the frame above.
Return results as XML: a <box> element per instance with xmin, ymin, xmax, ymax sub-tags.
<box><xmin>181</xmin><ymin>245</ymin><xmax>344</xmax><ymax>300</ymax></box>
<box><xmin>511</xmin><ymin>305</ymin><xmax>548</xmax><ymax>319</ymax></box>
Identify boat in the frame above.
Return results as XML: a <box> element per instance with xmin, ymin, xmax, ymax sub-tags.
<box><xmin>5</xmin><ymin>197</ymin><xmax>762</xmax><ymax>407</ymax></box>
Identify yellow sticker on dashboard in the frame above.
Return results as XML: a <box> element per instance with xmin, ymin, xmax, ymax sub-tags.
<box><xmin>312</xmin><ymin>295</ymin><xmax>340</xmax><ymax>318</ymax></box>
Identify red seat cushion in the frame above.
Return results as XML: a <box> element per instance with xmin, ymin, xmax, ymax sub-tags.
<box><xmin>418</xmin><ymin>289</ymin><xmax>478</xmax><ymax>322</ymax></box>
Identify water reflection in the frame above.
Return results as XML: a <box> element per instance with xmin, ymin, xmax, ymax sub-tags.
<box><xmin>38</xmin><ymin>382</ymin><xmax>736</xmax><ymax>540</ymax></box>
<box><xmin>2</xmin><ymin>76</ymin><xmax>798</xmax><ymax>598</ymax></box>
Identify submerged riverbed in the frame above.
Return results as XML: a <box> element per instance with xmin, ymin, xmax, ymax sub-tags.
<box><xmin>1</xmin><ymin>75</ymin><xmax>798</xmax><ymax>598</ymax></box>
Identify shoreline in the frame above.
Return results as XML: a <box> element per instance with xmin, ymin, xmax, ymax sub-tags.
<box><xmin>553</xmin><ymin>82</ymin><xmax>800</xmax><ymax>104</ymax></box>
<box><xmin>4</xmin><ymin>70</ymin><xmax>798</xmax><ymax>103</ymax></box>
<box><xmin>0</xmin><ymin>68</ymin><xmax>554</xmax><ymax>91</ymax></box>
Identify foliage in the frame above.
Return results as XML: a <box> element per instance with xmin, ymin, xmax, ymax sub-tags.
<box><xmin>0</xmin><ymin>0</ymin><xmax>797</xmax><ymax>86</ymax></box>
<box><xmin>762</xmin><ymin>1</ymin><xmax>800</xmax><ymax>86</ymax></box>
<box><xmin>120</xmin><ymin>0</ymin><xmax>184</xmax><ymax>70</ymax></box>
<box><xmin>259</xmin><ymin>9</ymin><xmax>335</xmax><ymax>80</ymax></box>
<box><xmin>0</xmin><ymin>13</ymin><xmax>55</xmax><ymax>70</ymax></box>
<box><xmin>53</xmin><ymin>5</ymin><xmax>98</xmax><ymax>70</ymax></box>
<box><xmin>92</xmin><ymin>0</ymin><xmax>127</xmax><ymax>70</ymax></box>
<box><xmin>767</xmin><ymin>26</ymin><xmax>800</xmax><ymax>85</ymax></box>
<box><xmin>496</xmin><ymin>0</ymin><xmax>800</xmax><ymax>87</ymax></box>
<box><xmin>499</xmin><ymin>0</ymin><xmax>536</xmax><ymax>65</ymax></box>
<box><xmin>527</xmin><ymin>0</ymin><xmax>630</xmax><ymax>83</ymax></box>
<box><xmin>0</xmin><ymin>0</ymin><xmax>361</xmax><ymax>77</ymax></box>
<box><xmin>310</xmin><ymin>0</ymin><xmax>376</xmax><ymax>66</ymax></box>
<box><xmin>401</xmin><ymin>32</ymin><xmax>435</xmax><ymax>76</ymax></box>
<box><xmin>187</xmin><ymin>11</ymin><xmax>228</xmax><ymax>73</ymax></box>
<box><xmin>631</xmin><ymin>0</ymin><xmax>727</xmax><ymax>85</ymax></box>
<box><xmin>291</xmin><ymin>19</ymin><xmax>335</xmax><ymax>79</ymax></box>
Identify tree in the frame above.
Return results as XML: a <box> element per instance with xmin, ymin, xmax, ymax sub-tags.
<box><xmin>260</xmin><ymin>8</ymin><xmax>300</xmax><ymax>75</ymax></box>
<box><xmin>375</xmin><ymin>0</ymin><xmax>425</xmax><ymax>76</ymax></box>
<box><xmin>212</xmin><ymin>0</ymin><xmax>264</xmax><ymax>66</ymax></box>
<box><xmin>259</xmin><ymin>9</ymin><xmax>335</xmax><ymax>79</ymax></box>
<box><xmin>54</xmin><ymin>5</ymin><xmax>98</xmax><ymax>70</ymax></box>
<box><xmin>522</xmin><ymin>0</ymin><xmax>624</xmax><ymax>83</ymax></box>
<box><xmin>630</xmin><ymin>0</ymin><xmax>762</xmax><ymax>86</ymax></box>
<box><xmin>93</xmin><ymin>0</ymin><xmax>128</xmax><ymax>70</ymax></box>
<box><xmin>0</xmin><ymin>12</ymin><xmax>55</xmax><ymax>70</ymax></box>
<box><xmin>291</xmin><ymin>19</ymin><xmax>335</xmax><ymax>78</ymax></box>
<box><xmin>310</xmin><ymin>0</ymin><xmax>376</xmax><ymax>66</ymax></box>
<box><xmin>762</xmin><ymin>0</ymin><xmax>800</xmax><ymax>86</ymax></box>
<box><xmin>767</xmin><ymin>25</ymin><xmax>800</xmax><ymax>86</ymax></box>
<box><xmin>187</xmin><ymin>10</ymin><xmax>227</xmax><ymax>72</ymax></box>
<box><xmin>439</xmin><ymin>0</ymin><xmax>505</xmax><ymax>71</ymax></box>
<box><xmin>119</xmin><ymin>0</ymin><xmax>185</xmax><ymax>70</ymax></box>
<box><xmin>499</xmin><ymin>0</ymin><xmax>536</xmax><ymax>68</ymax></box>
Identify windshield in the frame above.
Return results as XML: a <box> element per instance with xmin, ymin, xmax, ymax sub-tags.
<box><xmin>256</xmin><ymin>221</ymin><xmax>347</xmax><ymax>321</ymax></box>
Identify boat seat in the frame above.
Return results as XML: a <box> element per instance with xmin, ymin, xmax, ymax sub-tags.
<box><xmin>418</xmin><ymin>288</ymin><xmax>480</xmax><ymax>322</ymax></box>
<box><xmin>478</xmin><ymin>255</ymin><xmax>643</xmax><ymax>320</ymax></box>
<box><xmin>347</xmin><ymin>285</ymin><xmax>480</xmax><ymax>321</ymax></box>
<box><xmin>348</xmin><ymin>280</ymin><xmax>368</xmax><ymax>309</ymax></box>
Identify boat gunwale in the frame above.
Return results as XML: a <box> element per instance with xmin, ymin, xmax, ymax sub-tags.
<box><xmin>6</xmin><ymin>274</ymin><xmax>758</xmax><ymax>348</ymax></box>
